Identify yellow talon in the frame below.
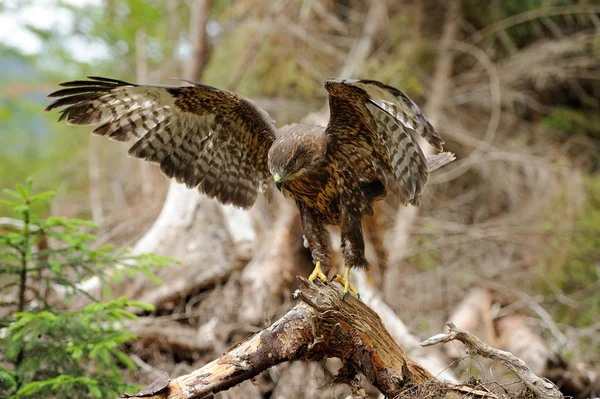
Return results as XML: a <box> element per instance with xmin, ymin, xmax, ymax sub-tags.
<box><xmin>332</xmin><ymin>266</ymin><xmax>360</xmax><ymax>299</ymax></box>
<box><xmin>308</xmin><ymin>261</ymin><xmax>328</xmax><ymax>283</ymax></box>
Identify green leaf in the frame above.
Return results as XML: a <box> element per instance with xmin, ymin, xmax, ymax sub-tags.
<box><xmin>2</xmin><ymin>188</ymin><xmax>23</xmax><ymax>200</ymax></box>
<box><xmin>26</xmin><ymin>177</ymin><xmax>33</xmax><ymax>194</ymax></box>
<box><xmin>89</xmin><ymin>384</ymin><xmax>103</xmax><ymax>398</ymax></box>
<box><xmin>103</xmin><ymin>284</ymin><xmax>113</xmax><ymax>299</ymax></box>
<box><xmin>0</xmin><ymin>199</ymin><xmax>20</xmax><ymax>207</ymax></box>
<box><xmin>16</xmin><ymin>183</ymin><xmax>27</xmax><ymax>198</ymax></box>
<box><xmin>44</xmin><ymin>216</ymin><xmax>67</xmax><ymax>226</ymax></box>
<box><xmin>128</xmin><ymin>301</ymin><xmax>155</xmax><ymax>312</ymax></box>
<box><xmin>0</xmin><ymin>367</ymin><xmax>18</xmax><ymax>395</ymax></box>
<box><xmin>67</xmin><ymin>218</ymin><xmax>99</xmax><ymax>228</ymax></box>
<box><xmin>29</xmin><ymin>190</ymin><xmax>56</xmax><ymax>203</ymax></box>
<box><xmin>14</xmin><ymin>205</ymin><xmax>29</xmax><ymax>214</ymax></box>
<box><xmin>113</xmin><ymin>350</ymin><xmax>136</xmax><ymax>370</ymax></box>
<box><xmin>70</xmin><ymin>345</ymin><xmax>84</xmax><ymax>360</ymax></box>
<box><xmin>2</xmin><ymin>180</ymin><xmax>174</xmax><ymax>396</ymax></box>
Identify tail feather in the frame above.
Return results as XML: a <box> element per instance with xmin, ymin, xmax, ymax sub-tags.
<box><xmin>427</xmin><ymin>152</ymin><xmax>455</xmax><ymax>172</ymax></box>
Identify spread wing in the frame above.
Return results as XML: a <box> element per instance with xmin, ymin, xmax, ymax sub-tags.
<box><xmin>46</xmin><ymin>77</ymin><xmax>277</xmax><ymax>209</ymax></box>
<box><xmin>324</xmin><ymin>78</ymin><xmax>454</xmax><ymax>205</ymax></box>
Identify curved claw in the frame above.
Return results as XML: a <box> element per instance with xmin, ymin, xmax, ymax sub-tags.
<box><xmin>331</xmin><ymin>267</ymin><xmax>360</xmax><ymax>299</ymax></box>
<box><xmin>308</xmin><ymin>261</ymin><xmax>328</xmax><ymax>283</ymax></box>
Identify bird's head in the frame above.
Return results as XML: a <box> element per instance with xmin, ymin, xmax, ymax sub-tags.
<box><xmin>268</xmin><ymin>125</ymin><xmax>327</xmax><ymax>191</ymax></box>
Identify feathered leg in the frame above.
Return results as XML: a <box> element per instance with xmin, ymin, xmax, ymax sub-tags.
<box><xmin>333</xmin><ymin>206</ymin><xmax>368</xmax><ymax>298</ymax></box>
<box><xmin>299</xmin><ymin>204</ymin><xmax>331</xmax><ymax>283</ymax></box>
<box><xmin>363</xmin><ymin>205</ymin><xmax>388</xmax><ymax>287</ymax></box>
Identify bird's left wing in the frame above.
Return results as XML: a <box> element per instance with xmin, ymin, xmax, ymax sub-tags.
<box><xmin>46</xmin><ymin>77</ymin><xmax>277</xmax><ymax>209</ymax></box>
<box><xmin>324</xmin><ymin>78</ymin><xmax>454</xmax><ymax>205</ymax></box>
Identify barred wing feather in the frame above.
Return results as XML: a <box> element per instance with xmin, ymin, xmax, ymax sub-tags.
<box><xmin>46</xmin><ymin>77</ymin><xmax>277</xmax><ymax>209</ymax></box>
<box><xmin>325</xmin><ymin>78</ymin><xmax>454</xmax><ymax>206</ymax></box>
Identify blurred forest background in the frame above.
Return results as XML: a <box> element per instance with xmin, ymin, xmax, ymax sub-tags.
<box><xmin>1</xmin><ymin>0</ymin><xmax>599</xmax><ymax>398</ymax></box>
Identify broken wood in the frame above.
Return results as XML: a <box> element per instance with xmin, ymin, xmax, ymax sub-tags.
<box><xmin>123</xmin><ymin>277</ymin><xmax>437</xmax><ymax>398</ymax></box>
<box><xmin>123</xmin><ymin>278</ymin><xmax>559</xmax><ymax>399</ymax></box>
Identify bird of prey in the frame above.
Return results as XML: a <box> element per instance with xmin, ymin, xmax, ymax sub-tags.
<box><xmin>46</xmin><ymin>76</ymin><xmax>454</xmax><ymax>297</ymax></box>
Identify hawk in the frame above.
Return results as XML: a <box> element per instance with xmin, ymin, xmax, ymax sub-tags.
<box><xmin>46</xmin><ymin>76</ymin><xmax>454</xmax><ymax>297</ymax></box>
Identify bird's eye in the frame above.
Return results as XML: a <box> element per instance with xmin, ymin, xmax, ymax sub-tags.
<box><xmin>289</xmin><ymin>159</ymin><xmax>296</xmax><ymax>168</ymax></box>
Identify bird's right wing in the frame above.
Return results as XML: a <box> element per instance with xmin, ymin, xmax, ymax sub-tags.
<box><xmin>46</xmin><ymin>77</ymin><xmax>277</xmax><ymax>209</ymax></box>
<box><xmin>325</xmin><ymin>78</ymin><xmax>454</xmax><ymax>206</ymax></box>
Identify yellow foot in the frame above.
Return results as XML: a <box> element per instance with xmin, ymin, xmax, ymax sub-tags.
<box><xmin>331</xmin><ymin>266</ymin><xmax>360</xmax><ymax>300</ymax></box>
<box><xmin>308</xmin><ymin>261</ymin><xmax>328</xmax><ymax>283</ymax></box>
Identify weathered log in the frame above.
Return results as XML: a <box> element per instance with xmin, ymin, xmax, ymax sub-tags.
<box><xmin>123</xmin><ymin>278</ymin><xmax>557</xmax><ymax>399</ymax></box>
<box><xmin>123</xmin><ymin>277</ymin><xmax>435</xmax><ymax>398</ymax></box>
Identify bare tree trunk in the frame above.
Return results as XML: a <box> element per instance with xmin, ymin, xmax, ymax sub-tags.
<box><xmin>126</xmin><ymin>0</ymin><xmax>236</xmax><ymax>291</ymax></box>
<box><xmin>238</xmin><ymin>198</ymin><xmax>306</xmax><ymax>324</ymax></box>
<box><xmin>135</xmin><ymin>29</ymin><xmax>155</xmax><ymax>197</ymax></box>
<box><xmin>184</xmin><ymin>0</ymin><xmax>210</xmax><ymax>82</ymax></box>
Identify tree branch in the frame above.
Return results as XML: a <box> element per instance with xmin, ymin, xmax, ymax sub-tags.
<box><xmin>421</xmin><ymin>322</ymin><xmax>563</xmax><ymax>399</ymax></box>
<box><xmin>123</xmin><ymin>277</ymin><xmax>440</xmax><ymax>398</ymax></box>
<box><xmin>123</xmin><ymin>277</ymin><xmax>559</xmax><ymax>399</ymax></box>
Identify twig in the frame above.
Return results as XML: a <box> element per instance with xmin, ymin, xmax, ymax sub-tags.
<box><xmin>421</xmin><ymin>322</ymin><xmax>563</xmax><ymax>399</ymax></box>
<box><xmin>226</xmin><ymin>0</ymin><xmax>288</xmax><ymax>91</ymax></box>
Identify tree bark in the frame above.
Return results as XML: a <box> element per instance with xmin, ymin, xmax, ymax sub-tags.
<box><xmin>123</xmin><ymin>278</ymin><xmax>435</xmax><ymax>399</ymax></box>
<box><xmin>124</xmin><ymin>279</ymin><xmax>559</xmax><ymax>399</ymax></box>
<box><xmin>184</xmin><ymin>0</ymin><xmax>210</xmax><ymax>82</ymax></box>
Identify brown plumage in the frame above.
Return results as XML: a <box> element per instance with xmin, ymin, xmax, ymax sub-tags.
<box><xmin>46</xmin><ymin>76</ymin><xmax>454</xmax><ymax>287</ymax></box>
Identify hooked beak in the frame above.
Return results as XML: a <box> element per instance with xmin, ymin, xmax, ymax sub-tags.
<box><xmin>274</xmin><ymin>173</ymin><xmax>283</xmax><ymax>191</ymax></box>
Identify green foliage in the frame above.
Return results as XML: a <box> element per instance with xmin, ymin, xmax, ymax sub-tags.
<box><xmin>0</xmin><ymin>0</ymin><xmax>191</xmax><ymax>205</ymax></box>
<box><xmin>462</xmin><ymin>0</ymin><xmax>591</xmax><ymax>50</ymax></box>
<box><xmin>542</xmin><ymin>107</ymin><xmax>600</xmax><ymax>140</ymax></box>
<box><xmin>0</xmin><ymin>180</ymin><xmax>172</xmax><ymax>398</ymax></box>
<box><xmin>541</xmin><ymin>174</ymin><xmax>600</xmax><ymax>333</ymax></box>
<box><xmin>409</xmin><ymin>234</ymin><xmax>441</xmax><ymax>273</ymax></box>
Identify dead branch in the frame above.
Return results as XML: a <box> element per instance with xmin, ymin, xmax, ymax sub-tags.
<box><xmin>338</xmin><ymin>0</ymin><xmax>384</xmax><ymax>79</ymax></box>
<box><xmin>421</xmin><ymin>322</ymin><xmax>563</xmax><ymax>399</ymax></box>
<box><xmin>121</xmin><ymin>277</ymin><xmax>566</xmax><ymax>399</ymax></box>
<box><xmin>123</xmin><ymin>277</ymin><xmax>460</xmax><ymax>398</ymax></box>
<box><xmin>496</xmin><ymin>315</ymin><xmax>549</xmax><ymax>376</ymax></box>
